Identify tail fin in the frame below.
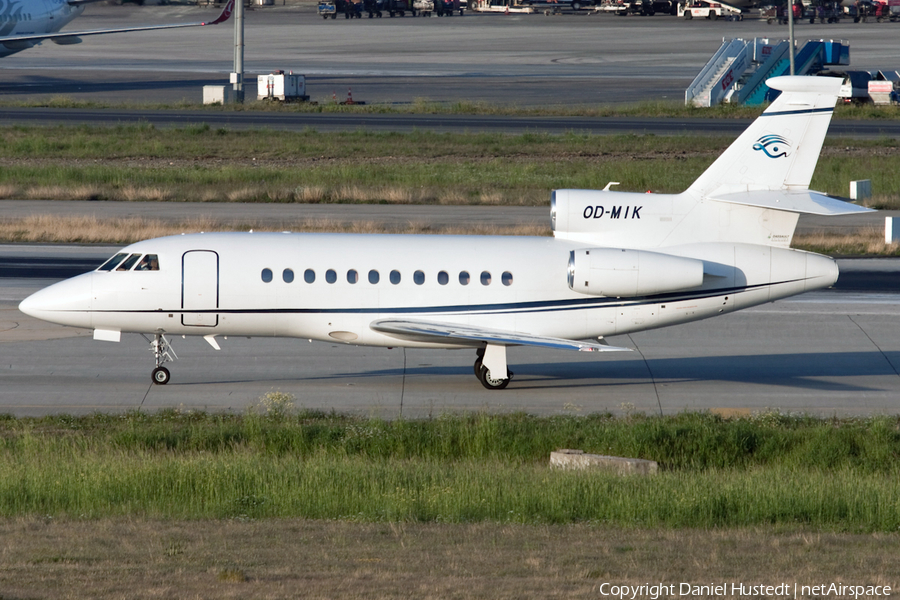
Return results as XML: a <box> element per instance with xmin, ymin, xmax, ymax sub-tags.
<box><xmin>686</xmin><ymin>76</ymin><xmax>841</xmax><ymax>199</ymax></box>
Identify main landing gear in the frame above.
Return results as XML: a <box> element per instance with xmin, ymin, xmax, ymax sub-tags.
<box><xmin>143</xmin><ymin>332</ymin><xmax>177</xmax><ymax>385</ymax></box>
<box><xmin>473</xmin><ymin>345</ymin><xmax>512</xmax><ymax>390</ymax></box>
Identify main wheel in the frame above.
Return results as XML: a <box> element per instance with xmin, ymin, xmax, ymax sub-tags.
<box><xmin>478</xmin><ymin>364</ymin><xmax>511</xmax><ymax>390</ymax></box>
<box><xmin>152</xmin><ymin>367</ymin><xmax>170</xmax><ymax>385</ymax></box>
<box><xmin>474</xmin><ymin>358</ymin><xmax>483</xmax><ymax>377</ymax></box>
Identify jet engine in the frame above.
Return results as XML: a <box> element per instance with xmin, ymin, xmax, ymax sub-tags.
<box><xmin>567</xmin><ymin>248</ymin><xmax>704</xmax><ymax>297</ymax></box>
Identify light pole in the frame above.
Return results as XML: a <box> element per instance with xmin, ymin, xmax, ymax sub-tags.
<box><xmin>787</xmin><ymin>0</ymin><xmax>795</xmax><ymax>76</ymax></box>
<box><xmin>232</xmin><ymin>0</ymin><xmax>245</xmax><ymax>103</ymax></box>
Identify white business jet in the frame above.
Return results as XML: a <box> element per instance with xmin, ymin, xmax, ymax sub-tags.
<box><xmin>20</xmin><ymin>76</ymin><xmax>873</xmax><ymax>389</ymax></box>
<box><xmin>0</xmin><ymin>0</ymin><xmax>233</xmax><ymax>58</ymax></box>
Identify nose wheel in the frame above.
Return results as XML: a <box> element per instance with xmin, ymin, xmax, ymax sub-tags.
<box><xmin>152</xmin><ymin>367</ymin><xmax>171</xmax><ymax>385</ymax></box>
<box><xmin>143</xmin><ymin>332</ymin><xmax>177</xmax><ymax>385</ymax></box>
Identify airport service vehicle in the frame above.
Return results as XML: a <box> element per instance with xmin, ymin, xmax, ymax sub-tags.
<box><xmin>318</xmin><ymin>1</ymin><xmax>338</xmax><ymax>18</ymax></box>
<box><xmin>20</xmin><ymin>77</ymin><xmax>873</xmax><ymax>390</ymax></box>
<box><xmin>679</xmin><ymin>0</ymin><xmax>742</xmax><ymax>18</ymax></box>
<box><xmin>0</xmin><ymin>0</ymin><xmax>233</xmax><ymax>58</ymax></box>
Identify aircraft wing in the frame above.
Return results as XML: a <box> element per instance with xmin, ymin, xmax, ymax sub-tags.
<box><xmin>370</xmin><ymin>318</ymin><xmax>632</xmax><ymax>353</ymax></box>
<box><xmin>0</xmin><ymin>0</ymin><xmax>233</xmax><ymax>45</ymax></box>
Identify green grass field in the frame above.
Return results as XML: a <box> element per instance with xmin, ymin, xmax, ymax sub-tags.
<box><xmin>0</xmin><ymin>126</ymin><xmax>897</xmax><ymax>207</ymax></box>
<box><xmin>2</xmin><ymin>406</ymin><xmax>898</xmax><ymax>529</ymax></box>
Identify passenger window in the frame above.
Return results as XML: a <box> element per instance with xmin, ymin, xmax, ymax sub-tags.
<box><xmin>326</xmin><ymin>269</ymin><xmax>337</xmax><ymax>284</ymax></box>
<box><xmin>437</xmin><ymin>271</ymin><xmax>449</xmax><ymax>285</ymax></box>
<box><xmin>390</xmin><ymin>270</ymin><xmax>401</xmax><ymax>285</ymax></box>
<box><xmin>261</xmin><ymin>268</ymin><xmax>273</xmax><ymax>283</ymax></box>
<box><xmin>134</xmin><ymin>254</ymin><xmax>159</xmax><ymax>271</ymax></box>
<box><xmin>368</xmin><ymin>270</ymin><xmax>379</xmax><ymax>284</ymax></box>
<box><xmin>459</xmin><ymin>271</ymin><xmax>470</xmax><ymax>285</ymax></box>
<box><xmin>502</xmin><ymin>271</ymin><xmax>513</xmax><ymax>286</ymax></box>
<box><xmin>480</xmin><ymin>271</ymin><xmax>491</xmax><ymax>285</ymax></box>
<box><xmin>283</xmin><ymin>268</ymin><xmax>294</xmax><ymax>283</ymax></box>
<box><xmin>116</xmin><ymin>253</ymin><xmax>142</xmax><ymax>271</ymax></box>
<box><xmin>414</xmin><ymin>270</ymin><xmax>425</xmax><ymax>285</ymax></box>
<box><xmin>347</xmin><ymin>269</ymin><xmax>358</xmax><ymax>284</ymax></box>
<box><xmin>304</xmin><ymin>269</ymin><xmax>315</xmax><ymax>283</ymax></box>
<box><xmin>98</xmin><ymin>252</ymin><xmax>129</xmax><ymax>271</ymax></box>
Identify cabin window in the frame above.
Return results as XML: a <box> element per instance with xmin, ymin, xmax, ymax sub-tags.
<box><xmin>116</xmin><ymin>253</ymin><xmax>142</xmax><ymax>271</ymax></box>
<box><xmin>437</xmin><ymin>271</ymin><xmax>449</xmax><ymax>285</ymax></box>
<box><xmin>459</xmin><ymin>271</ymin><xmax>470</xmax><ymax>285</ymax></box>
<box><xmin>368</xmin><ymin>270</ymin><xmax>379</xmax><ymax>284</ymax></box>
<box><xmin>261</xmin><ymin>268</ymin><xmax>273</xmax><ymax>283</ymax></box>
<box><xmin>390</xmin><ymin>270</ymin><xmax>401</xmax><ymax>285</ymax></box>
<box><xmin>283</xmin><ymin>269</ymin><xmax>294</xmax><ymax>283</ymax></box>
<box><xmin>347</xmin><ymin>269</ymin><xmax>358</xmax><ymax>284</ymax></box>
<box><xmin>97</xmin><ymin>252</ymin><xmax>129</xmax><ymax>271</ymax></box>
<box><xmin>134</xmin><ymin>254</ymin><xmax>159</xmax><ymax>271</ymax></box>
<box><xmin>414</xmin><ymin>270</ymin><xmax>425</xmax><ymax>285</ymax></box>
<box><xmin>326</xmin><ymin>269</ymin><xmax>337</xmax><ymax>284</ymax></box>
<box><xmin>502</xmin><ymin>271</ymin><xmax>513</xmax><ymax>286</ymax></box>
<box><xmin>304</xmin><ymin>269</ymin><xmax>315</xmax><ymax>283</ymax></box>
<box><xmin>480</xmin><ymin>271</ymin><xmax>491</xmax><ymax>286</ymax></box>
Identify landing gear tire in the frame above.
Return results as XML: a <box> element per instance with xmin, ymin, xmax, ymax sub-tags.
<box><xmin>477</xmin><ymin>364</ymin><xmax>511</xmax><ymax>390</ymax></box>
<box><xmin>152</xmin><ymin>367</ymin><xmax>170</xmax><ymax>385</ymax></box>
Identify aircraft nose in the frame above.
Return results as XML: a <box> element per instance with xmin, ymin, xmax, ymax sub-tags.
<box><xmin>19</xmin><ymin>273</ymin><xmax>94</xmax><ymax>328</ymax></box>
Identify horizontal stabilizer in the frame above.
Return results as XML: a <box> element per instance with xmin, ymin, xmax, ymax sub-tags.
<box><xmin>371</xmin><ymin>319</ymin><xmax>632</xmax><ymax>353</ymax></box>
<box><xmin>712</xmin><ymin>190</ymin><xmax>874</xmax><ymax>216</ymax></box>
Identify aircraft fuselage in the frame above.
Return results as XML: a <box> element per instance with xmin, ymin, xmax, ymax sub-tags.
<box><xmin>21</xmin><ymin>230</ymin><xmax>838</xmax><ymax>349</ymax></box>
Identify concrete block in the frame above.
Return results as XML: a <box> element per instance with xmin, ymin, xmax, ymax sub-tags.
<box><xmin>550</xmin><ymin>449</ymin><xmax>658</xmax><ymax>476</ymax></box>
<box><xmin>203</xmin><ymin>85</ymin><xmax>232</xmax><ymax>105</ymax></box>
<box><xmin>887</xmin><ymin>217</ymin><xmax>899</xmax><ymax>244</ymax></box>
<box><xmin>850</xmin><ymin>179</ymin><xmax>872</xmax><ymax>201</ymax></box>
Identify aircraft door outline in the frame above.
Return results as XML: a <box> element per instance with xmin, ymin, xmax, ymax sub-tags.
<box><xmin>182</xmin><ymin>250</ymin><xmax>219</xmax><ymax>327</ymax></box>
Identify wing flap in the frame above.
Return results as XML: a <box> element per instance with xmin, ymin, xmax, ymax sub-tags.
<box><xmin>371</xmin><ymin>318</ymin><xmax>631</xmax><ymax>353</ymax></box>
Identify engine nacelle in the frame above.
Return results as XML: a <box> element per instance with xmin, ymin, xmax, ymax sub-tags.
<box><xmin>567</xmin><ymin>248</ymin><xmax>704</xmax><ymax>297</ymax></box>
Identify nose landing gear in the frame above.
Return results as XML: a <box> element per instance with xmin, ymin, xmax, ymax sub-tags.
<box><xmin>143</xmin><ymin>332</ymin><xmax>177</xmax><ymax>385</ymax></box>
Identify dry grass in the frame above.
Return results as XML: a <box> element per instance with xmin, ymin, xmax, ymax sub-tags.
<box><xmin>793</xmin><ymin>227</ymin><xmax>900</xmax><ymax>256</ymax></box>
<box><xmin>0</xmin><ymin>518</ymin><xmax>896</xmax><ymax>600</ymax></box>
<box><xmin>0</xmin><ymin>215</ymin><xmax>553</xmax><ymax>243</ymax></box>
<box><xmin>23</xmin><ymin>185</ymin><xmax>104</xmax><ymax>201</ymax></box>
<box><xmin>3</xmin><ymin>215</ymin><xmax>896</xmax><ymax>254</ymax></box>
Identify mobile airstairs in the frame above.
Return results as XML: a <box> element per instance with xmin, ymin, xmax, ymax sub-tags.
<box><xmin>686</xmin><ymin>38</ymin><xmax>850</xmax><ymax>106</ymax></box>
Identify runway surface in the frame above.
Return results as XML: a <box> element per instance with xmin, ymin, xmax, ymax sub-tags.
<box><xmin>2</xmin><ymin>244</ymin><xmax>899</xmax><ymax>417</ymax></box>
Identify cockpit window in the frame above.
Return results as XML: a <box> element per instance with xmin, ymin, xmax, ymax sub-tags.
<box><xmin>97</xmin><ymin>252</ymin><xmax>129</xmax><ymax>272</ymax></box>
<box><xmin>134</xmin><ymin>254</ymin><xmax>160</xmax><ymax>271</ymax></box>
<box><xmin>116</xmin><ymin>253</ymin><xmax>142</xmax><ymax>271</ymax></box>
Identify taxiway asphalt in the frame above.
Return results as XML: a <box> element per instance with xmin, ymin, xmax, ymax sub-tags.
<box><xmin>2</xmin><ymin>245</ymin><xmax>899</xmax><ymax>417</ymax></box>
<box><xmin>2</xmin><ymin>4</ymin><xmax>900</xmax><ymax>107</ymax></box>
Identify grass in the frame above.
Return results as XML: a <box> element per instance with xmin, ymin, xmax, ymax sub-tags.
<box><xmin>0</xmin><ymin>126</ymin><xmax>897</xmax><ymax>204</ymax></box>
<box><xmin>1</xmin><ymin>407</ymin><xmax>899</xmax><ymax>529</ymax></box>
<box><xmin>3</xmin><ymin>215</ymin><xmax>897</xmax><ymax>257</ymax></box>
<box><xmin>0</xmin><ymin>215</ymin><xmax>551</xmax><ymax>244</ymax></box>
<box><xmin>2</xmin><ymin>520</ymin><xmax>897</xmax><ymax>600</ymax></box>
<box><xmin>6</xmin><ymin>93</ymin><xmax>900</xmax><ymax>120</ymax></box>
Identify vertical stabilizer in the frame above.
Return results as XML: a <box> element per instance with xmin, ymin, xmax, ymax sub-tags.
<box><xmin>687</xmin><ymin>76</ymin><xmax>841</xmax><ymax>199</ymax></box>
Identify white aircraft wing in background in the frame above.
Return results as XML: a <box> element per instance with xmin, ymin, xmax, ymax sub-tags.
<box><xmin>0</xmin><ymin>0</ymin><xmax>233</xmax><ymax>49</ymax></box>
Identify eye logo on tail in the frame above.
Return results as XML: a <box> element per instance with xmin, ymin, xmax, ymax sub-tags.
<box><xmin>753</xmin><ymin>135</ymin><xmax>790</xmax><ymax>159</ymax></box>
